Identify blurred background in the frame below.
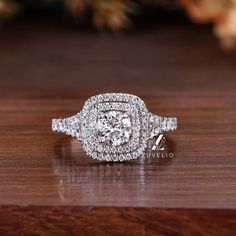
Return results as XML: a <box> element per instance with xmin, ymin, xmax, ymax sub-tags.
<box><xmin>1</xmin><ymin>1</ymin><xmax>236</xmax><ymax>105</ymax></box>
<box><xmin>1</xmin><ymin>0</ymin><xmax>236</xmax><ymax>50</ymax></box>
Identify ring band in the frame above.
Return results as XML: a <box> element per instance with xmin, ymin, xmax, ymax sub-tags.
<box><xmin>52</xmin><ymin>93</ymin><xmax>177</xmax><ymax>162</ymax></box>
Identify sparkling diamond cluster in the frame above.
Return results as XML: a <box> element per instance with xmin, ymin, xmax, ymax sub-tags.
<box><xmin>78</xmin><ymin>93</ymin><xmax>150</xmax><ymax>161</ymax></box>
<box><xmin>96</xmin><ymin>111</ymin><xmax>132</xmax><ymax>147</ymax></box>
<box><xmin>52</xmin><ymin>93</ymin><xmax>177</xmax><ymax>162</ymax></box>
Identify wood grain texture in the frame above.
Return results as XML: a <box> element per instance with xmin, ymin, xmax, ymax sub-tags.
<box><xmin>0</xmin><ymin>20</ymin><xmax>236</xmax><ymax>234</ymax></box>
<box><xmin>0</xmin><ymin>207</ymin><xmax>235</xmax><ymax>236</ymax></box>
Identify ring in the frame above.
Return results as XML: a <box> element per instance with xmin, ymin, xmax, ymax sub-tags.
<box><xmin>52</xmin><ymin>93</ymin><xmax>177</xmax><ymax>162</ymax></box>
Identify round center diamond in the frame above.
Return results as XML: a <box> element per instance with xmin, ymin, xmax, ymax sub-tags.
<box><xmin>96</xmin><ymin>111</ymin><xmax>132</xmax><ymax>147</ymax></box>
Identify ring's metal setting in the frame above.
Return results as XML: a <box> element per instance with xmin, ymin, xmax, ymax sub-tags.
<box><xmin>52</xmin><ymin>93</ymin><xmax>177</xmax><ymax>162</ymax></box>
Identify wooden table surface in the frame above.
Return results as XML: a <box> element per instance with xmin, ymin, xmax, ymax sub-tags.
<box><xmin>0</xmin><ymin>20</ymin><xmax>235</xmax><ymax>235</ymax></box>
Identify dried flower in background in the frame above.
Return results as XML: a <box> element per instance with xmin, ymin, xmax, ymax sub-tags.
<box><xmin>66</xmin><ymin>0</ymin><xmax>135</xmax><ymax>30</ymax></box>
<box><xmin>181</xmin><ymin>0</ymin><xmax>236</xmax><ymax>50</ymax></box>
<box><xmin>0</xmin><ymin>0</ymin><xmax>18</xmax><ymax>21</ymax></box>
<box><xmin>92</xmin><ymin>0</ymin><xmax>135</xmax><ymax>30</ymax></box>
<box><xmin>65</xmin><ymin>0</ymin><xmax>236</xmax><ymax>49</ymax></box>
<box><xmin>66</xmin><ymin>0</ymin><xmax>88</xmax><ymax>14</ymax></box>
<box><xmin>214</xmin><ymin>6</ymin><xmax>236</xmax><ymax>49</ymax></box>
<box><xmin>1</xmin><ymin>0</ymin><xmax>236</xmax><ymax>50</ymax></box>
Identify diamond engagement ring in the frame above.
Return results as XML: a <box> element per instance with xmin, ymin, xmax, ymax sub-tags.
<box><xmin>52</xmin><ymin>93</ymin><xmax>177</xmax><ymax>162</ymax></box>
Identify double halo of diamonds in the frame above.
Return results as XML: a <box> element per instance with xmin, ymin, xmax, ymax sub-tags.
<box><xmin>52</xmin><ymin>93</ymin><xmax>177</xmax><ymax>162</ymax></box>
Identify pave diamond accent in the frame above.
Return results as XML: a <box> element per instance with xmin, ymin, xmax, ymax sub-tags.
<box><xmin>52</xmin><ymin>93</ymin><xmax>177</xmax><ymax>162</ymax></box>
<box><xmin>96</xmin><ymin>111</ymin><xmax>132</xmax><ymax>147</ymax></box>
<box><xmin>52</xmin><ymin>113</ymin><xmax>81</xmax><ymax>139</ymax></box>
